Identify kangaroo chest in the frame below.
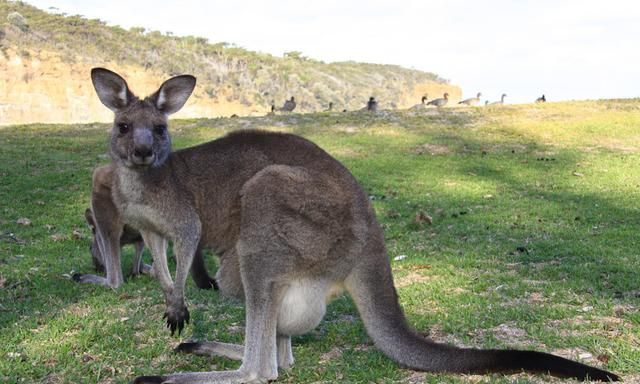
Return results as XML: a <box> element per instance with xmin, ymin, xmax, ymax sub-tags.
<box><xmin>114</xmin><ymin>168</ymin><xmax>175</xmax><ymax>235</ymax></box>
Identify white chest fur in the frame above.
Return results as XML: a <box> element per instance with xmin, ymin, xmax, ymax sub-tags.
<box><xmin>115</xmin><ymin>168</ymin><xmax>164</xmax><ymax>232</ymax></box>
<box><xmin>116</xmin><ymin>167</ymin><xmax>145</xmax><ymax>202</ymax></box>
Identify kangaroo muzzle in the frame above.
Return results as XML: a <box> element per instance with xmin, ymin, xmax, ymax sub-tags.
<box><xmin>131</xmin><ymin>129</ymin><xmax>155</xmax><ymax>166</ymax></box>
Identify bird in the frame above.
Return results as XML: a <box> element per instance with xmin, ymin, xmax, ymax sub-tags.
<box><xmin>536</xmin><ymin>94</ymin><xmax>546</xmax><ymax>103</ymax></box>
<box><xmin>489</xmin><ymin>93</ymin><xmax>507</xmax><ymax>105</ymax></box>
<box><xmin>458</xmin><ymin>92</ymin><xmax>482</xmax><ymax>106</ymax></box>
<box><xmin>281</xmin><ymin>96</ymin><xmax>296</xmax><ymax>112</ymax></box>
<box><xmin>427</xmin><ymin>92</ymin><xmax>449</xmax><ymax>107</ymax></box>
<box><xmin>366</xmin><ymin>97</ymin><xmax>378</xmax><ymax>112</ymax></box>
<box><xmin>409</xmin><ymin>95</ymin><xmax>429</xmax><ymax>110</ymax></box>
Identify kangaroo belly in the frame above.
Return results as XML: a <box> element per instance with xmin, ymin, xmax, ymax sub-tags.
<box><xmin>277</xmin><ymin>279</ymin><xmax>343</xmax><ymax>336</ymax></box>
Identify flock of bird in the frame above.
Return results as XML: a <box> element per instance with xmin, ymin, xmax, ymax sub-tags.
<box><xmin>268</xmin><ymin>92</ymin><xmax>547</xmax><ymax>114</ymax></box>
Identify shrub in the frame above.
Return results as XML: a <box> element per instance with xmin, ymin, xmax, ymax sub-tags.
<box><xmin>7</xmin><ymin>12</ymin><xmax>28</xmax><ymax>32</ymax></box>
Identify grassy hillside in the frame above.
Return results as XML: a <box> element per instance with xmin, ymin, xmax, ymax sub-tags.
<box><xmin>0</xmin><ymin>1</ymin><xmax>459</xmax><ymax>124</ymax></box>
<box><xmin>1</xmin><ymin>100</ymin><xmax>639</xmax><ymax>383</ymax></box>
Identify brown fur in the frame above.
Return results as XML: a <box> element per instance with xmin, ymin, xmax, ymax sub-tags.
<box><xmin>90</xmin><ymin>68</ymin><xmax>618</xmax><ymax>383</ymax></box>
<box><xmin>84</xmin><ymin>205</ymin><xmax>146</xmax><ymax>275</ymax></box>
<box><xmin>73</xmin><ymin>164</ymin><xmax>217</xmax><ymax>290</ymax></box>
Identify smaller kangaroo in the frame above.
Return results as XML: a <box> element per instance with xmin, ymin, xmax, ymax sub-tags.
<box><xmin>83</xmin><ymin>205</ymin><xmax>148</xmax><ymax>276</ymax></box>
<box><xmin>73</xmin><ymin>164</ymin><xmax>217</xmax><ymax>291</ymax></box>
<box><xmin>91</xmin><ymin>68</ymin><xmax>619</xmax><ymax>383</ymax></box>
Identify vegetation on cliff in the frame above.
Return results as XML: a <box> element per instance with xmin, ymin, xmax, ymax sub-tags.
<box><xmin>0</xmin><ymin>1</ymin><xmax>453</xmax><ymax>113</ymax></box>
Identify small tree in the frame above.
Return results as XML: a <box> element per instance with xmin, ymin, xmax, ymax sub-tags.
<box><xmin>8</xmin><ymin>12</ymin><xmax>29</xmax><ymax>32</ymax></box>
<box><xmin>284</xmin><ymin>51</ymin><xmax>307</xmax><ymax>61</ymax></box>
<box><xmin>130</xmin><ymin>27</ymin><xmax>146</xmax><ymax>35</ymax></box>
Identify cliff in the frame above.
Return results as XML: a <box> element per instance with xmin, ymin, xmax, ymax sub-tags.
<box><xmin>0</xmin><ymin>1</ymin><xmax>460</xmax><ymax>124</ymax></box>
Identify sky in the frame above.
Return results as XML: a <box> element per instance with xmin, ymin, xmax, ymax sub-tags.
<box><xmin>23</xmin><ymin>0</ymin><xmax>640</xmax><ymax>104</ymax></box>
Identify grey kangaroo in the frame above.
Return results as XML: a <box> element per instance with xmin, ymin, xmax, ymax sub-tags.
<box><xmin>90</xmin><ymin>68</ymin><xmax>619</xmax><ymax>383</ymax></box>
<box><xmin>73</xmin><ymin>164</ymin><xmax>217</xmax><ymax>290</ymax></box>
<box><xmin>84</xmin><ymin>204</ymin><xmax>147</xmax><ymax>276</ymax></box>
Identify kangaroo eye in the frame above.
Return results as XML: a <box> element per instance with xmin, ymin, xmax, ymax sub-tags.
<box><xmin>117</xmin><ymin>123</ymin><xmax>129</xmax><ymax>134</ymax></box>
<box><xmin>154</xmin><ymin>124</ymin><xmax>166</xmax><ymax>135</ymax></box>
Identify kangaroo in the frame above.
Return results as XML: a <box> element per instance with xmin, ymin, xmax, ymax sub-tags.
<box><xmin>90</xmin><ymin>68</ymin><xmax>619</xmax><ymax>383</ymax></box>
<box><xmin>73</xmin><ymin>164</ymin><xmax>217</xmax><ymax>290</ymax></box>
<box><xmin>83</xmin><ymin>205</ymin><xmax>147</xmax><ymax>276</ymax></box>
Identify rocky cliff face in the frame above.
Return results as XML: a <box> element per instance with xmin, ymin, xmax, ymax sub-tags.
<box><xmin>0</xmin><ymin>2</ymin><xmax>461</xmax><ymax>125</ymax></box>
<box><xmin>0</xmin><ymin>48</ymin><xmax>460</xmax><ymax>124</ymax></box>
<box><xmin>0</xmin><ymin>49</ymin><xmax>267</xmax><ymax>124</ymax></box>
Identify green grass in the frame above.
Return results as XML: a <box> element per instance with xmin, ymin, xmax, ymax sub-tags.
<box><xmin>1</xmin><ymin>101</ymin><xmax>639</xmax><ymax>383</ymax></box>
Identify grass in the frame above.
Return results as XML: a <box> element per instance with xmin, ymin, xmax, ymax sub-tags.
<box><xmin>1</xmin><ymin>100</ymin><xmax>639</xmax><ymax>383</ymax></box>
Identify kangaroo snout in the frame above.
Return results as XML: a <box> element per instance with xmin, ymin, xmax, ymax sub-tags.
<box><xmin>131</xmin><ymin>129</ymin><xmax>155</xmax><ymax>166</ymax></box>
<box><xmin>133</xmin><ymin>145</ymin><xmax>154</xmax><ymax>163</ymax></box>
<box><xmin>131</xmin><ymin>146</ymin><xmax>155</xmax><ymax>166</ymax></box>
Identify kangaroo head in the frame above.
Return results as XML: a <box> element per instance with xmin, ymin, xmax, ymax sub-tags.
<box><xmin>90</xmin><ymin>68</ymin><xmax>196</xmax><ymax>169</ymax></box>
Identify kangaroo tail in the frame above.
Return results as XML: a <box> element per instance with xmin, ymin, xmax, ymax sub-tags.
<box><xmin>344</xmin><ymin>236</ymin><xmax>619</xmax><ymax>381</ymax></box>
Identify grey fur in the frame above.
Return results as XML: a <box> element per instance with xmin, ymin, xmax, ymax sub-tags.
<box><xmin>83</xmin><ymin>204</ymin><xmax>148</xmax><ymax>279</ymax></box>
<box><xmin>73</xmin><ymin>164</ymin><xmax>217</xmax><ymax>291</ymax></box>
<box><xmin>90</xmin><ymin>68</ymin><xmax>618</xmax><ymax>383</ymax></box>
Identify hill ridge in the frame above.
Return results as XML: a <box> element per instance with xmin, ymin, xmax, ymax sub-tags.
<box><xmin>0</xmin><ymin>1</ymin><xmax>460</xmax><ymax>124</ymax></box>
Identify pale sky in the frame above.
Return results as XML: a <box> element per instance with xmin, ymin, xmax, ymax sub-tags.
<box><xmin>24</xmin><ymin>0</ymin><xmax>640</xmax><ymax>104</ymax></box>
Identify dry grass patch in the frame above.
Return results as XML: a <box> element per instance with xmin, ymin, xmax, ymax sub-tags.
<box><xmin>413</xmin><ymin>143</ymin><xmax>452</xmax><ymax>156</ymax></box>
<box><xmin>393</xmin><ymin>270</ymin><xmax>434</xmax><ymax>289</ymax></box>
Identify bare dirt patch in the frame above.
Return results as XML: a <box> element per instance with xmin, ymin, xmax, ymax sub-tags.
<box><xmin>413</xmin><ymin>143</ymin><xmax>452</xmax><ymax>155</ymax></box>
<box><xmin>319</xmin><ymin>346</ymin><xmax>342</xmax><ymax>364</ymax></box>
<box><xmin>475</xmin><ymin>322</ymin><xmax>542</xmax><ymax>349</ymax></box>
<box><xmin>552</xmin><ymin>347</ymin><xmax>599</xmax><ymax>365</ymax></box>
<box><xmin>579</xmin><ymin>142</ymin><xmax>640</xmax><ymax>154</ymax></box>
<box><xmin>401</xmin><ymin>371</ymin><xmax>427</xmax><ymax>383</ymax></box>
<box><xmin>420</xmin><ymin>324</ymin><xmax>470</xmax><ymax>347</ymax></box>
<box><xmin>393</xmin><ymin>270</ymin><xmax>434</xmax><ymax>289</ymax></box>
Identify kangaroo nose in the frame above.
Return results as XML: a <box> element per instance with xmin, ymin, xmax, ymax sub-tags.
<box><xmin>134</xmin><ymin>146</ymin><xmax>153</xmax><ymax>159</ymax></box>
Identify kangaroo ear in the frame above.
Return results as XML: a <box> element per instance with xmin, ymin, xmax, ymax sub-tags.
<box><xmin>91</xmin><ymin>68</ymin><xmax>135</xmax><ymax>112</ymax></box>
<box><xmin>149</xmin><ymin>75</ymin><xmax>196</xmax><ymax>115</ymax></box>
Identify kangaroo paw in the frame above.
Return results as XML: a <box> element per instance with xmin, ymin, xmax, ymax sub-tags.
<box><xmin>163</xmin><ymin>306</ymin><xmax>190</xmax><ymax>336</ymax></box>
